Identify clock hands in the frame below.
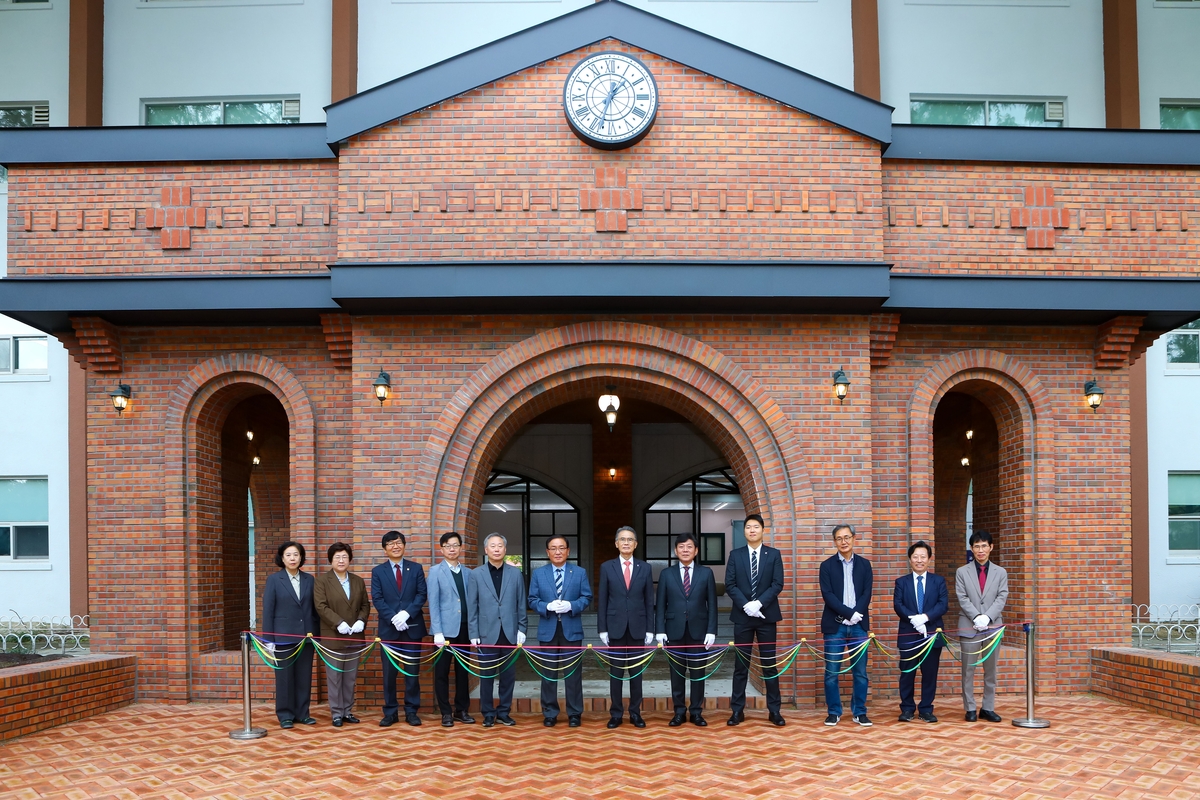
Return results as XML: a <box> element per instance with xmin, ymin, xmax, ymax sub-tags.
<box><xmin>598</xmin><ymin>78</ymin><xmax>627</xmax><ymax>130</ymax></box>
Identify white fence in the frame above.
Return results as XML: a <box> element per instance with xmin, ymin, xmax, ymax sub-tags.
<box><xmin>0</xmin><ymin>615</ymin><xmax>90</xmax><ymax>654</ymax></box>
<box><xmin>1131</xmin><ymin>604</ymin><xmax>1199</xmax><ymax>655</ymax></box>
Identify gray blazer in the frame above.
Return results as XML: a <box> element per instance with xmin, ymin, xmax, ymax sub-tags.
<box><xmin>466</xmin><ymin>562</ymin><xmax>528</xmax><ymax>645</ymax></box>
<box><xmin>955</xmin><ymin>560</ymin><xmax>1009</xmax><ymax>637</ymax></box>
<box><xmin>428</xmin><ymin>560</ymin><xmax>469</xmax><ymax>639</ymax></box>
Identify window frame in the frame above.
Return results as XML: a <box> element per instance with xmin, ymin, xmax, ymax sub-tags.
<box><xmin>643</xmin><ymin>468</ymin><xmax>742</xmax><ymax>568</ymax></box>
<box><xmin>1160</xmin><ymin>100</ymin><xmax>1200</xmax><ymax>131</ymax></box>
<box><xmin>0</xmin><ymin>477</ymin><xmax>50</xmax><ymax>562</ymax></box>
<box><xmin>1167</xmin><ymin>471</ymin><xmax>1200</xmax><ymax>554</ymax></box>
<box><xmin>909</xmin><ymin>94</ymin><xmax>1067</xmax><ymax>128</ymax></box>
<box><xmin>1164</xmin><ymin>321</ymin><xmax>1200</xmax><ymax>372</ymax></box>
<box><xmin>0</xmin><ymin>102</ymin><xmax>50</xmax><ymax>128</ymax></box>
<box><xmin>142</xmin><ymin>96</ymin><xmax>301</xmax><ymax>127</ymax></box>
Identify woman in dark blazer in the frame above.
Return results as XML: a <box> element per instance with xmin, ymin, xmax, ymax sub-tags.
<box><xmin>262</xmin><ymin>540</ymin><xmax>319</xmax><ymax>729</ymax></box>
<box><xmin>314</xmin><ymin>542</ymin><xmax>372</xmax><ymax>727</ymax></box>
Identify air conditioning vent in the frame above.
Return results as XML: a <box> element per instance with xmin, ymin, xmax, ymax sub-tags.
<box><xmin>282</xmin><ymin>98</ymin><xmax>300</xmax><ymax>120</ymax></box>
<box><xmin>32</xmin><ymin>103</ymin><xmax>49</xmax><ymax>126</ymax></box>
<box><xmin>1045</xmin><ymin>101</ymin><xmax>1065</xmax><ymax>122</ymax></box>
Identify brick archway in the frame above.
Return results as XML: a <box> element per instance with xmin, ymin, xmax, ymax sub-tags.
<box><xmin>413</xmin><ymin>321</ymin><xmax>814</xmax><ymax>556</ymax></box>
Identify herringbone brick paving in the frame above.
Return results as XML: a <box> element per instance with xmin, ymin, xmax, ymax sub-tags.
<box><xmin>2</xmin><ymin>696</ymin><xmax>1197</xmax><ymax>799</ymax></box>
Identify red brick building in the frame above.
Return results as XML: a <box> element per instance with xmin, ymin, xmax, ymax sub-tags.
<box><xmin>3</xmin><ymin>2</ymin><xmax>1199</xmax><ymax>707</ymax></box>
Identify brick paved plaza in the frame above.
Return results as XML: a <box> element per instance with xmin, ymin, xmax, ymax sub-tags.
<box><xmin>2</xmin><ymin>696</ymin><xmax>1197</xmax><ymax>799</ymax></box>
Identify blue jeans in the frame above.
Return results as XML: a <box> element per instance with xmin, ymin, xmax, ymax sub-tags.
<box><xmin>823</xmin><ymin>623</ymin><xmax>869</xmax><ymax>717</ymax></box>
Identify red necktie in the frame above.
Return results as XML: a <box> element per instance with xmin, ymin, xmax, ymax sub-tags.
<box><xmin>623</xmin><ymin>560</ymin><xmax>632</xmax><ymax>590</ymax></box>
<box><xmin>395</xmin><ymin>562</ymin><xmax>403</xmax><ymax>596</ymax></box>
<box><xmin>978</xmin><ymin>564</ymin><xmax>986</xmax><ymax>593</ymax></box>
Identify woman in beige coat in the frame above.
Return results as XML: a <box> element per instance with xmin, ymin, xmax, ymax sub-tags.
<box><xmin>314</xmin><ymin>542</ymin><xmax>372</xmax><ymax>726</ymax></box>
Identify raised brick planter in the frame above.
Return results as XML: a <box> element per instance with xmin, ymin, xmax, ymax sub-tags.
<box><xmin>0</xmin><ymin>655</ymin><xmax>138</xmax><ymax>741</ymax></box>
<box><xmin>1090</xmin><ymin>647</ymin><xmax>1200</xmax><ymax>724</ymax></box>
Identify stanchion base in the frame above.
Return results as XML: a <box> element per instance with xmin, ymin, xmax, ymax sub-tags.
<box><xmin>229</xmin><ymin>728</ymin><xmax>269</xmax><ymax>740</ymax></box>
<box><xmin>1011</xmin><ymin>718</ymin><xmax>1050</xmax><ymax>729</ymax></box>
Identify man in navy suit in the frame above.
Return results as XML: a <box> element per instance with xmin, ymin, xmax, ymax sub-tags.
<box><xmin>528</xmin><ymin>535</ymin><xmax>593</xmax><ymax>727</ymax></box>
<box><xmin>725</xmin><ymin>513</ymin><xmax>786</xmax><ymax>727</ymax></box>
<box><xmin>655</xmin><ymin>532</ymin><xmax>717</xmax><ymax>727</ymax></box>
<box><xmin>597</xmin><ymin>525</ymin><xmax>655</xmax><ymax>728</ymax></box>
<box><xmin>893</xmin><ymin>540</ymin><xmax>948</xmax><ymax>723</ymax></box>
<box><xmin>819</xmin><ymin>524</ymin><xmax>874</xmax><ymax>727</ymax></box>
<box><xmin>370</xmin><ymin>530</ymin><xmax>428</xmax><ymax>727</ymax></box>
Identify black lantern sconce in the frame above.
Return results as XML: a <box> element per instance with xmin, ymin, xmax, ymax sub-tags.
<box><xmin>598</xmin><ymin>386</ymin><xmax>620</xmax><ymax>432</ymax></box>
<box><xmin>372</xmin><ymin>370</ymin><xmax>392</xmax><ymax>406</ymax></box>
<box><xmin>110</xmin><ymin>384</ymin><xmax>132</xmax><ymax>415</ymax></box>
<box><xmin>1083</xmin><ymin>380</ymin><xmax>1104</xmax><ymax>413</ymax></box>
<box><xmin>832</xmin><ymin>369</ymin><xmax>850</xmax><ymax>402</ymax></box>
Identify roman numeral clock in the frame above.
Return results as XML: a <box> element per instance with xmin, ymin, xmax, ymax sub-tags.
<box><xmin>563</xmin><ymin>52</ymin><xmax>658</xmax><ymax>150</ymax></box>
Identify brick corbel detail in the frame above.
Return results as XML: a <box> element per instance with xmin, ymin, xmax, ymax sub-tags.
<box><xmin>56</xmin><ymin>329</ymin><xmax>89</xmax><ymax>370</ymax></box>
<box><xmin>69</xmin><ymin>316</ymin><xmax>122</xmax><ymax>373</ymax></box>
<box><xmin>320</xmin><ymin>313</ymin><xmax>353</xmax><ymax>369</ymax></box>
<box><xmin>1129</xmin><ymin>328</ymin><xmax>1165</xmax><ymax>365</ymax></box>
<box><xmin>1095</xmin><ymin>315</ymin><xmax>1144</xmax><ymax>370</ymax></box>
<box><xmin>869</xmin><ymin>313</ymin><xmax>901</xmax><ymax>368</ymax></box>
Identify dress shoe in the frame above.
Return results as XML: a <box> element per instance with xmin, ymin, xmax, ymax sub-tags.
<box><xmin>607</xmin><ymin>717</ymin><xmax>622</xmax><ymax>729</ymax></box>
<box><xmin>568</xmin><ymin>716</ymin><xmax>582</xmax><ymax>728</ymax></box>
<box><xmin>919</xmin><ymin>711</ymin><xmax>938</xmax><ymax>723</ymax></box>
<box><xmin>964</xmin><ymin>711</ymin><xmax>978</xmax><ymax>722</ymax></box>
<box><xmin>298</xmin><ymin>717</ymin><xmax>317</xmax><ymax>725</ymax></box>
<box><xmin>543</xmin><ymin>717</ymin><xmax>557</xmax><ymax>727</ymax></box>
<box><xmin>769</xmin><ymin>712</ymin><xmax>787</xmax><ymax>727</ymax></box>
<box><xmin>453</xmin><ymin>711</ymin><xmax>476</xmax><ymax>724</ymax></box>
<box><xmin>482</xmin><ymin>716</ymin><xmax>496</xmax><ymax>728</ymax></box>
<box><xmin>379</xmin><ymin>714</ymin><xmax>399</xmax><ymax>727</ymax></box>
<box><xmin>726</xmin><ymin>712</ymin><xmax>744</xmax><ymax>726</ymax></box>
<box><xmin>630</xmin><ymin>715</ymin><xmax>646</xmax><ymax>729</ymax></box>
<box><xmin>441</xmin><ymin>714</ymin><xmax>454</xmax><ymax>728</ymax></box>
<box><xmin>669</xmin><ymin>712</ymin><xmax>687</xmax><ymax>727</ymax></box>
<box><xmin>979</xmin><ymin>709</ymin><xmax>1002</xmax><ymax>723</ymax></box>
<box><xmin>279</xmin><ymin>719</ymin><xmax>294</xmax><ymax>729</ymax></box>
<box><xmin>690</xmin><ymin>713</ymin><xmax>707</xmax><ymax>727</ymax></box>
<box><xmin>898</xmin><ymin>711</ymin><xmax>914</xmax><ymax>722</ymax></box>
<box><xmin>496</xmin><ymin>715</ymin><xmax>517</xmax><ymax>727</ymax></box>
<box><xmin>405</xmin><ymin>714</ymin><xmax>422</xmax><ymax>727</ymax></box>
<box><xmin>343</xmin><ymin>714</ymin><xmax>360</xmax><ymax>724</ymax></box>
<box><xmin>332</xmin><ymin>717</ymin><xmax>344</xmax><ymax>728</ymax></box>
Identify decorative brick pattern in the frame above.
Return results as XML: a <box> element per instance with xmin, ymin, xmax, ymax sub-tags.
<box><xmin>869</xmin><ymin>313</ymin><xmax>900</xmax><ymax>368</ymax></box>
<box><xmin>1094</xmin><ymin>315</ymin><xmax>1145</xmax><ymax>370</ymax></box>
<box><xmin>69</xmin><ymin>315</ymin><xmax>123</xmax><ymax>373</ymax></box>
<box><xmin>1090</xmin><ymin>647</ymin><xmax>1200</xmax><ymax>725</ymax></box>
<box><xmin>0</xmin><ymin>656</ymin><xmax>137</xmax><ymax>741</ymax></box>
<box><xmin>320</xmin><ymin>313</ymin><xmax>354</xmax><ymax>369</ymax></box>
<box><xmin>1009</xmin><ymin>185</ymin><xmax>1070</xmax><ymax>249</ymax></box>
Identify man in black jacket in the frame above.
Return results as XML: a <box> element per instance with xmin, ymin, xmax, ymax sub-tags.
<box><xmin>655</xmin><ymin>533</ymin><xmax>717</xmax><ymax>727</ymax></box>
<box><xmin>725</xmin><ymin>513</ymin><xmax>786</xmax><ymax>727</ymax></box>
<box><xmin>597</xmin><ymin>526</ymin><xmax>655</xmax><ymax>728</ymax></box>
<box><xmin>818</xmin><ymin>524</ymin><xmax>874</xmax><ymax>727</ymax></box>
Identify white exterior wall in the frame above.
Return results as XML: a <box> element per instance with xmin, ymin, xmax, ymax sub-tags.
<box><xmin>878</xmin><ymin>0</ymin><xmax>1106</xmax><ymax>127</ymax></box>
<box><xmin>0</xmin><ymin>0</ymin><xmax>70</xmax><ymax>127</ymax></box>
<box><xmin>103</xmin><ymin>0</ymin><xmax>333</xmax><ymax>125</ymax></box>
<box><xmin>1144</xmin><ymin>337</ymin><xmax>1200</xmax><ymax>609</ymax></box>
<box><xmin>358</xmin><ymin>0</ymin><xmax>853</xmax><ymax>94</ymax></box>
<box><xmin>1137</xmin><ymin>0</ymin><xmax>1200</xmax><ymax>129</ymax></box>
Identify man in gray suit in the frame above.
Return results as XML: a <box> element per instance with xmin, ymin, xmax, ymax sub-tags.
<box><xmin>428</xmin><ymin>531</ymin><xmax>475</xmax><ymax>727</ymax></box>
<box><xmin>467</xmin><ymin>532</ymin><xmax>528</xmax><ymax>728</ymax></box>
<box><xmin>955</xmin><ymin>530</ymin><xmax>1009</xmax><ymax>723</ymax></box>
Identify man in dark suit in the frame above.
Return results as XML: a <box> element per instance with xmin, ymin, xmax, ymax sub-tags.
<box><xmin>725</xmin><ymin>513</ymin><xmax>786</xmax><ymax>727</ymax></box>
<box><xmin>893</xmin><ymin>539</ymin><xmax>948</xmax><ymax>723</ymax></box>
<box><xmin>597</xmin><ymin>525</ymin><xmax>655</xmax><ymax>728</ymax></box>
<box><xmin>528</xmin><ymin>535</ymin><xmax>593</xmax><ymax>727</ymax></box>
<box><xmin>370</xmin><ymin>530</ymin><xmax>428</xmax><ymax>727</ymax></box>
<box><xmin>655</xmin><ymin>532</ymin><xmax>717</xmax><ymax>727</ymax></box>
<box><xmin>819</xmin><ymin>524</ymin><xmax>874</xmax><ymax>727</ymax></box>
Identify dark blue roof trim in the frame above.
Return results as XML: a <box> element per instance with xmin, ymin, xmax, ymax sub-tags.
<box><xmin>886</xmin><ymin>124</ymin><xmax>1200</xmax><ymax>167</ymax></box>
<box><xmin>324</xmin><ymin>0</ymin><xmax>892</xmax><ymax>145</ymax></box>
<box><xmin>0</xmin><ymin>124</ymin><xmax>335</xmax><ymax>165</ymax></box>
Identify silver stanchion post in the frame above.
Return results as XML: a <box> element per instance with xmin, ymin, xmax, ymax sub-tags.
<box><xmin>229</xmin><ymin>631</ymin><xmax>268</xmax><ymax>740</ymax></box>
<box><xmin>1012</xmin><ymin>622</ymin><xmax>1049</xmax><ymax>729</ymax></box>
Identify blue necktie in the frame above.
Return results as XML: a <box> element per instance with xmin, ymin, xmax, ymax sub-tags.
<box><xmin>750</xmin><ymin>550</ymin><xmax>759</xmax><ymax>600</ymax></box>
<box><xmin>916</xmin><ymin>574</ymin><xmax>925</xmax><ymax>611</ymax></box>
<box><xmin>555</xmin><ymin>568</ymin><xmax>564</xmax><ymax>599</ymax></box>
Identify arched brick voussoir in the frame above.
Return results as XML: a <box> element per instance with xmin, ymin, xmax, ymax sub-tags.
<box><xmin>414</xmin><ymin>321</ymin><xmax>815</xmax><ymax>546</ymax></box>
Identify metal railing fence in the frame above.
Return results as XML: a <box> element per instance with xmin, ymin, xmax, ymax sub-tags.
<box><xmin>0</xmin><ymin>614</ymin><xmax>90</xmax><ymax>654</ymax></box>
<box><xmin>1130</xmin><ymin>604</ymin><xmax>1199</xmax><ymax>655</ymax></box>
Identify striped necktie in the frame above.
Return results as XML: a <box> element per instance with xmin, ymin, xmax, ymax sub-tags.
<box><xmin>750</xmin><ymin>550</ymin><xmax>759</xmax><ymax>600</ymax></box>
<box><xmin>555</xmin><ymin>567</ymin><xmax>564</xmax><ymax>599</ymax></box>
<box><xmin>683</xmin><ymin>565</ymin><xmax>691</xmax><ymax>597</ymax></box>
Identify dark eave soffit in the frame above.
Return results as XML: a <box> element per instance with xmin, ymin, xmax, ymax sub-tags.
<box><xmin>323</xmin><ymin>0</ymin><xmax>893</xmax><ymax>145</ymax></box>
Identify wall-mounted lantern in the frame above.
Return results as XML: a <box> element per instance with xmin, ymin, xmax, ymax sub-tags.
<box><xmin>110</xmin><ymin>384</ymin><xmax>132</xmax><ymax>415</ymax></box>
<box><xmin>1084</xmin><ymin>380</ymin><xmax>1104</xmax><ymax>413</ymax></box>
<box><xmin>960</xmin><ymin>455</ymin><xmax>971</xmax><ymax>468</ymax></box>
<box><xmin>372</xmin><ymin>370</ymin><xmax>392</xmax><ymax>406</ymax></box>
<box><xmin>832</xmin><ymin>369</ymin><xmax>850</xmax><ymax>402</ymax></box>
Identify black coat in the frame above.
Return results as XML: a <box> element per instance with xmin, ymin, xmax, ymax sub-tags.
<box><xmin>655</xmin><ymin>563</ymin><xmax>717</xmax><ymax>642</ymax></box>
<box><xmin>725</xmin><ymin>545</ymin><xmax>785</xmax><ymax>626</ymax></box>
<box><xmin>262</xmin><ymin>569</ymin><xmax>320</xmax><ymax>645</ymax></box>
<box><xmin>818</xmin><ymin>553</ymin><xmax>874</xmax><ymax>634</ymax></box>
<box><xmin>597</xmin><ymin>557</ymin><xmax>655</xmax><ymax>639</ymax></box>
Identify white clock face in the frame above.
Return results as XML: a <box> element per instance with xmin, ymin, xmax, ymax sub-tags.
<box><xmin>563</xmin><ymin>52</ymin><xmax>658</xmax><ymax>150</ymax></box>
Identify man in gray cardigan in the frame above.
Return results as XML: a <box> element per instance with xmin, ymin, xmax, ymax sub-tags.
<box><xmin>467</xmin><ymin>532</ymin><xmax>528</xmax><ymax>728</ymax></box>
<box><xmin>428</xmin><ymin>531</ymin><xmax>475</xmax><ymax>727</ymax></box>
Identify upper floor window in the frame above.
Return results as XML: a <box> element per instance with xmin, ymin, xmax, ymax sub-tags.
<box><xmin>1168</xmin><ymin>473</ymin><xmax>1200</xmax><ymax>553</ymax></box>
<box><xmin>910</xmin><ymin>96</ymin><xmax>1065</xmax><ymax>128</ymax></box>
<box><xmin>0</xmin><ymin>102</ymin><xmax>49</xmax><ymax>128</ymax></box>
<box><xmin>0</xmin><ymin>478</ymin><xmax>49</xmax><ymax>561</ymax></box>
<box><xmin>144</xmin><ymin>97</ymin><xmax>300</xmax><ymax>126</ymax></box>
<box><xmin>644</xmin><ymin>469</ymin><xmax>744</xmax><ymax>568</ymax></box>
<box><xmin>1165</xmin><ymin>321</ymin><xmax>1200</xmax><ymax>368</ymax></box>
<box><xmin>0</xmin><ymin>336</ymin><xmax>48</xmax><ymax>374</ymax></box>
<box><xmin>1160</xmin><ymin>102</ymin><xmax>1200</xmax><ymax>131</ymax></box>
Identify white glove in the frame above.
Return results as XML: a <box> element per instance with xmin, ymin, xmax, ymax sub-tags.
<box><xmin>743</xmin><ymin>600</ymin><xmax>764</xmax><ymax>618</ymax></box>
<box><xmin>909</xmin><ymin>614</ymin><xmax>928</xmax><ymax>627</ymax></box>
<box><xmin>644</xmin><ymin>632</ymin><xmax>654</xmax><ymax>646</ymax></box>
<box><xmin>516</xmin><ymin>631</ymin><xmax>526</xmax><ymax>646</ymax></box>
<box><xmin>350</xmin><ymin>620</ymin><xmax>365</xmax><ymax>635</ymax></box>
<box><xmin>337</xmin><ymin>622</ymin><xmax>352</xmax><ymax>635</ymax></box>
<box><xmin>703</xmin><ymin>633</ymin><xmax>716</xmax><ymax>649</ymax></box>
<box><xmin>470</xmin><ymin>638</ymin><xmax>480</xmax><ymax>646</ymax></box>
<box><xmin>973</xmin><ymin>614</ymin><xmax>989</xmax><ymax>630</ymax></box>
<box><xmin>547</xmin><ymin>599</ymin><xmax>570</xmax><ymax>614</ymax></box>
<box><xmin>264</xmin><ymin>642</ymin><xmax>276</xmax><ymax>655</ymax></box>
<box><xmin>598</xmin><ymin>632</ymin><xmax>610</xmax><ymax>646</ymax></box>
<box><xmin>655</xmin><ymin>633</ymin><xmax>668</xmax><ymax>645</ymax></box>
<box><xmin>398</xmin><ymin>621</ymin><xmax>409</xmax><ymax>632</ymax></box>
<box><xmin>849</xmin><ymin>612</ymin><xmax>863</xmax><ymax>625</ymax></box>
<box><xmin>390</xmin><ymin>612</ymin><xmax>405</xmax><ymax>628</ymax></box>
<box><xmin>433</xmin><ymin>633</ymin><xmax>446</xmax><ymax>649</ymax></box>
<box><xmin>915</xmin><ymin>623</ymin><xmax>928</xmax><ymax>637</ymax></box>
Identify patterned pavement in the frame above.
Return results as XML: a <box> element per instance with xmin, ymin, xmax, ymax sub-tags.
<box><xmin>2</xmin><ymin>696</ymin><xmax>1198</xmax><ymax>800</ymax></box>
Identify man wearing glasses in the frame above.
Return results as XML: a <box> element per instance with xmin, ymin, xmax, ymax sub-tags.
<box><xmin>597</xmin><ymin>526</ymin><xmax>655</xmax><ymax>728</ymax></box>
<box><xmin>818</xmin><ymin>524</ymin><xmax>874</xmax><ymax>727</ymax></box>
<box><xmin>529</xmin><ymin>536</ymin><xmax>593</xmax><ymax>727</ymax></box>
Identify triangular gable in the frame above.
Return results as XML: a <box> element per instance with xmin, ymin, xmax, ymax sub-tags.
<box><xmin>325</xmin><ymin>0</ymin><xmax>892</xmax><ymax>145</ymax></box>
